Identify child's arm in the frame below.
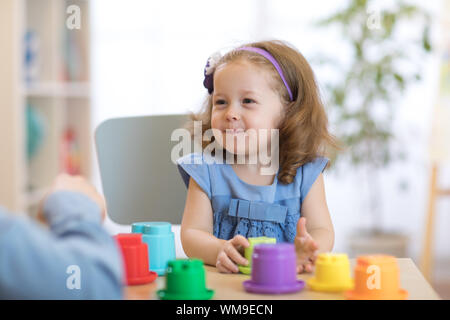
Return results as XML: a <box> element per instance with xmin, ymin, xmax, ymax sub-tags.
<box><xmin>180</xmin><ymin>177</ymin><xmax>249</xmax><ymax>272</ymax></box>
<box><xmin>295</xmin><ymin>173</ymin><xmax>335</xmax><ymax>272</ymax></box>
<box><xmin>301</xmin><ymin>173</ymin><xmax>335</xmax><ymax>252</ymax></box>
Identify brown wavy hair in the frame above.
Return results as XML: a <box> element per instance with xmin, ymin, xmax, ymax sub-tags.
<box><xmin>184</xmin><ymin>39</ymin><xmax>342</xmax><ymax>184</ymax></box>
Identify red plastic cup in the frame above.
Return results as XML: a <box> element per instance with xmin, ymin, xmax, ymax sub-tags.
<box><xmin>114</xmin><ymin>233</ymin><xmax>157</xmax><ymax>285</ymax></box>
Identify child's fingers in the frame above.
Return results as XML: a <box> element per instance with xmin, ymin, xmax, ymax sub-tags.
<box><xmin>231</xmin><ymin>235</ymin><xmax>250</xmax><ymax>248</ymax></box>
<box><xmin>296</xmin><ymin>217</ymin><xmax>308</xmax><ymax>238</ymax></box>
<box><xmin>301</xmin><ymin>236</ymin><xmax>319</xmax><ymax>255</ymax></box>
<box><xmin>216</xmin><ymin>260</ymin><xmax>229</xmax><ymax>273</ymax></box>
<box><xmin>217</xmin><ymin>252</ymin><xmax>239</xmax><ymax>273</ymax></box>
<box><xmin>295</xmin><ymin>236</ymin><xmax>308</xmax><ymax>251</ymax></box>
<box><xmin>217</xmin><ymin>261</ymin><xmax>234</xmax><ymax>274</ymax></box>
<box><xmin>308</xmin><ymin>238</ymin><xmax>319</xmax><ymax>252</ymax></box>
<box><xmin>296</xmin><ymin>237</ymin><xmax>317</xmax><ymax>256</ymax></box>
<box><xmin>304</xmin><ymin>262</ymin><xmax>314</xmax><ymax>273</ymax></box>
<box><xmin>310</xmin><ymin>250</ymin><xmax>319</xmax><ymax>262</ymax></box>
<box><xmin>297</xmin><ymin>262</ymin><xmax>314</xmax><ymax>274</ymax></box>
<box><xmin>225</xmin><ymin>244</ymin><xmax>248</xmax><ymax>266</ymax></box>
<box><xmin>296</xmin><ymin>249</ymin><xmax>316</xmax><ymax>265</ymax></box>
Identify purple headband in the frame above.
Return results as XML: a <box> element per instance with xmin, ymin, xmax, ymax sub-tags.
<box><xmin>203</xmin><ymin>46</ymin><xmax>294</xmax><ymax>101</ymax></box>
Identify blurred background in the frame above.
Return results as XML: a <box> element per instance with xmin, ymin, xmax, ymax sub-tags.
<box><xmin>0</xmin><ymin>0</ymin><xmax>449</xmax><ymax>297</ymax></box>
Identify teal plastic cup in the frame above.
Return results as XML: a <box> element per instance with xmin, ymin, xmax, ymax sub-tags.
<box><xmin>132</xmin><ymin>222</ymin><xmax>176</xmax><ymax>275</ymax></box>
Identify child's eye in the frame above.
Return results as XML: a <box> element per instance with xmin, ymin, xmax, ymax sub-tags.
<box><xmin>214</xmin><ymin>99</ymin><xmax>226</xmax><ymax>105</ymax></box>
<box><xmin>243</xmin><ymin>98</ymin><xmax>255</xmax><ymax>104</ymax></box>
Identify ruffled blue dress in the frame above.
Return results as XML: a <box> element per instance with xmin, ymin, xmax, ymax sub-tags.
<box><xmin>177</xmin><ymin>153</ymin><xmax>329</xmax><ymax>243</ymax></box>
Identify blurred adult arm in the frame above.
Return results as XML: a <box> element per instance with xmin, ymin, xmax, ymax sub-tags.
<box><xmin>0</xmin><ymin>175</ymin><xmax>124</xmax><ymax>299</ymax></box>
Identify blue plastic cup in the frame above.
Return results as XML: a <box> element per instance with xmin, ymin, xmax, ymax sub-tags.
<box><xmin>132</xmin><ymin>222</ymin><xmax>176</xmax><ymax>275</ymax></box>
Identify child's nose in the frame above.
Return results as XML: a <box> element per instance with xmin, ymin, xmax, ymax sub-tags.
<box><xmin>225</xmin><ymin>104</ymin><xmax>240</xmax><ymax>121</ymax></box>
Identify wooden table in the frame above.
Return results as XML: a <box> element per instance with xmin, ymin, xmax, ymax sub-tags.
<box><xmin>125</xmin><ymin>258</ymin><xmax>441</xmax><ymax>300</ymax></box>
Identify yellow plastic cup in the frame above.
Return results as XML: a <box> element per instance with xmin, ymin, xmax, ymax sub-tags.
<box><xmin>307</xmin><ymin>253</ymin><xmax>354</xmax><ymax>292</ymax></box>
<box><xmin>238</xmin><ymin>237</ymin><xmax>276</xmax><ymax>274</ymax></box>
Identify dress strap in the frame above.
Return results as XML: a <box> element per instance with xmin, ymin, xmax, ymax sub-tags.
<box><xmin>227</xmin><ymin>198</ymin><xmax>288</xmax><ymax>224</ymax></box>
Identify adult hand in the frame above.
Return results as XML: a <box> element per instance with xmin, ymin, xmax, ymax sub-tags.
<box><xmin>37</xmin><ymin>174</ymin><xmax>106</xmax><ymax>223</ymax></box>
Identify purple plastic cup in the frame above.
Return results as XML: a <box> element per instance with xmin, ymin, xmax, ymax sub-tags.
<box><xmin>243</xmin><ymin>243</ymin><xmax>305</xmax><ymax>294</ymax></box>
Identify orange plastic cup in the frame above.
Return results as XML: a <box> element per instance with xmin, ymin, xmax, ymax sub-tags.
<box><xmin>345</xmin><ymin>255</ymin><xmax>408</xmax><ymax>300</ymax></box>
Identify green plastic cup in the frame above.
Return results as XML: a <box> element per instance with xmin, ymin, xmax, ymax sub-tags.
<box><xmin>238</xmin><ymin>237</ymin><xmax>276</xmax><ymax>274</ymax></box>
<box><xmin>157</xmin><ymin>259</ymin><xmax>214</xmax><ymax>300</ymax></box>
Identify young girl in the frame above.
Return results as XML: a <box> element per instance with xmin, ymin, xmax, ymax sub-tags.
<box><xmin>177</xmin><ymin>40</ymin><xmax>339</xmax><ymax>274</ymax></box>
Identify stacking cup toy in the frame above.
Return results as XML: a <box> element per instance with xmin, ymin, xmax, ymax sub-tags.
<box><xmin>238</xmin><ymin>237</ymin><xmax>276</xmax><ymax>275</ymax></box>
<box><xmin>132</xmin><ymin>222</ymin><xmax>176</xmax><ymax>275</ymax></box>
<box><xmin>157</xmin><ymin>259</ymin><xmax>214</xmax><ymax>300</ymax></box>
<box><xmin>243</xmin><ymin>243</ymin><xmax>305</xmax><ymax>294</ymax></box>
<box><xmin>114</xmin><ymin>233</ymin><xmax>158</xmax><ymax>285</ymax></box>
<box><xmin>345</xmin><ymin>255</ymin><xmax>408</xmax><ymax>300</ymax></box>
<box><xmin>307</xmin><ymin>253</ymin><xmax>354</xmax><ymax>292</ymax></box>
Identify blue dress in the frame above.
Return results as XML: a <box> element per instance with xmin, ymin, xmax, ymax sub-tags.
<box><xmin>176</xmin><ymin>153</ymin><xmax>329</xmax><ymax>243</ymax></box>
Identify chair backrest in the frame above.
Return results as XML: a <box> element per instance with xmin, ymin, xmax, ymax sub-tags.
<box><xmin>95</xmin><ymin>114</ymin><xmax>191</xmax><ymax>224</ymax></box>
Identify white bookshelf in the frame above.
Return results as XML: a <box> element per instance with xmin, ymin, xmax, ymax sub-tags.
<box><xmin>0</xmin><ymin>0</ymin><xmax>92</xmax><ymax>215</ymax></box>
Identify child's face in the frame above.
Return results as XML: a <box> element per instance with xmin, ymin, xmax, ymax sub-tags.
<box><xmin>211</xmin><ymin>60</ymin><xmax>284</xmax><ymax>159</ymax></box>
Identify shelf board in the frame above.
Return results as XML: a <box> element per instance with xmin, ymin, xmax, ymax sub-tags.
<box><xmin>22</xmin><ymin>82</ymin><xmax>91</xmax><ymax>98</ymax></box>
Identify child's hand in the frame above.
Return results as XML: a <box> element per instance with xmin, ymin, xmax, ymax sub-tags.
<box><xmin>216</xmin><ymin>235</ymin><xmax>250</xmax><ymax>273</ymax></box>
<box><xmin>295</xmin><ymin>217</ymin><xmax>319</xmax><ymax>273</ymax></box>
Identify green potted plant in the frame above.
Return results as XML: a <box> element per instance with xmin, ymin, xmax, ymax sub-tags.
<box><xmin>314</xmin><ymin>0</ymin><xmax>432</xmax><ymax>257</ymax></box>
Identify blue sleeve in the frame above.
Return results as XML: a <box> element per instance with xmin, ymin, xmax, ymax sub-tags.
<box><xmin>0</xmin><ymin>191</ymin><xmax>124</xmax><ymax>300</ymax></box>
<box><xmin>300</xmin><ymin>157</ymin><xmax>329</xmax><ymax>204</ymax></box>
<box><xmin>176</xmin><ymin>153</ymin><xmax>212</xmax><ymax>199</ymax></box>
